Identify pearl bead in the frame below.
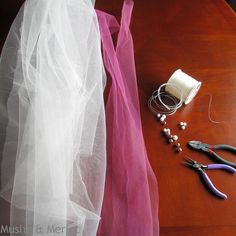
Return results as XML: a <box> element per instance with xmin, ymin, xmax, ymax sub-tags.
<box><xmin>166</xmin><ymin>130</ymin><xmax>171</xmax><ymax>135</ymax></box>
<box><xmin>169</xmin><ymin>138</ymin><xmax>174</xmax><ymax>143</ymax></box>
<box><xmin>172</xmin><ymin>135</ymin><xmax>178</xmax><ymax>141</ymax></box>
<box><xmin>179</xmin><ymin>121</ymin><xmax>187</xmax><ymax>128</ymax></box>
<box><xmin>157</xmin><ymin>114</ymin><xmax>161</xmax><ymax>118</ymax></box>
<box><xmin>160</xmin><ymin>116</ymin><xmax>166</xmax><ymax>122</ymax></box>
<box><xmin>180</xmin><ymin>126</ymin><xmax>186</xmax><ymax>130</ymax></box>
<box><xmin>177</xmin><ymin>147</ymin><xmax>183</xmax><ymax>152</ymax></box>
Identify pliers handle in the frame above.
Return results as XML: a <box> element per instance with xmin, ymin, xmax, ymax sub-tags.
<box><xmin>188</xmin><ymin>141</ymin><xmax>236</xmax><ymax>168</ymax></box>
<box><xmin>211</xmin><ymin>145</ymin><xmax>236</xmax><ymax>167</ymax></box>
<box><xmin>183</xmin><ymin>157</ymin><xmax>236</xmax><ymax>199</ymax></box>
<box><xmin>201</xmin><ymin>164</ymin><xmax>236</xmax><ymax>199</ymax></box>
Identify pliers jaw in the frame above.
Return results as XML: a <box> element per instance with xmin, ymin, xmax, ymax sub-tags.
<box><xmin>188</xmin><ymin>141</ymin><xmax>210</xmax><ymax>152</ymax></box>
<box><xmin>188</xmin><ymin>141</ymin><xmax>236</xmax><ymax>168</ymax></box>
<box><xmin>183</xmin><ymin>156</ymin><xmax>207</xmax><ymax>173</ymax></box>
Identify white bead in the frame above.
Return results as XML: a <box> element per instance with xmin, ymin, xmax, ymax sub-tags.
<box><xmin>175</xmin><ymin>143</ymin><xmax>180</xmax><ymax>147</ymax></box>
<box><xmin>160</xmin><ymin>116</ymin><xmax>166</xmax><ymax>122</ymax></box>
<box><xmin>166</xmin><ymin>131</ymin><xmax>171</xmax><ymax>136</ymax></box>
<box><xmin>169</xmin><ymin>138</ymin><xmax>174</xmax><ymax>143</ymax></box>
<box><xmin>180</xmin><ymin>121</ymin><xmax>187</xmax><ymax>127</ymax></box>
<box><xmin>172</xmin><ymin>135</ymin><xmax>178</xmax><ymax>141</ymax></box>
<box><xmin>175</xmin><ymin>146</ymin><xmax>182</xmax><ymax>152</ymax></box>
<box><xmin>157</xmin><ymin>113</ymin><xmax>161</xmax><ymax>118</ymax></box>
<box><xmin>180</xmin><ymin>125</ymin><xmax>185</xmax><ymax>130</ymax></box>
<box><xmin>163</xmin><ymin>128</ymin><xmax>169</xmax><ymax>133</ymax></box>
<box><xmin>162</xmin><ymin>114</ymin><xmax>166</xmax><ymax>119</ymax></box>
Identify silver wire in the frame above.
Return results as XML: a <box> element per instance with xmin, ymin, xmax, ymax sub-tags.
<box><xmin>148</xmin><ymin>83</ymin><xmax>184</xmax><ymax>116</ymax></box>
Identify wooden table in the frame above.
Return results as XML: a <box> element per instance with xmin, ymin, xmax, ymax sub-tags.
<box><xmin>96</xmin><ymin>0</ymin><xmax>236</xmax><ymax>235</ymax></box>
<box><xmin>1</xmin><ymin>0</ymin><xmax>236</xmax><ymax>235</ymax></box>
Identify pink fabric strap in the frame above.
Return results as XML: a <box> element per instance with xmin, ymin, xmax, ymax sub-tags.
<box><xmin>97</xmin><ymin>1</ymin><xmax>159</xmax><ymax>235</ymax></box>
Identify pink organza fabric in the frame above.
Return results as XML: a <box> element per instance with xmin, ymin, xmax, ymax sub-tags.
<box><xmin>96</xmin><ymin>1</ymin><xmax>159</xmax><ymax>235</ymax></box>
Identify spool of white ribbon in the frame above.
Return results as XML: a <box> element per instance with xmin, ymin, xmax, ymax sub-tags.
<box><xmin>165</xmin><ymin>69</ymin><xmax>202</xmax><ymax>104</ymax></box>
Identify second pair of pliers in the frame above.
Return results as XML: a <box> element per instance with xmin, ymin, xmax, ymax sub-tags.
<box><xmin>183</xmin><ymin>157</ymin><xmax>236</xmax><ymax>199</ymax></box>
<box><xmin>188</xmin><ymin>141</ymin><xmax>236</xmax><ymax>168</ymax></box>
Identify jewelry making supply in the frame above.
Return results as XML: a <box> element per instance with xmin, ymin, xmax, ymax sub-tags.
<box><xmin>148</xmin><ymin>69</ymin><xmax>201</xmax><ymax>117</ymax></box>
<box><xmin>179</xmin><ymin>121</ymin><xmax>187</xmax><ymax>130</ymax></box>
<box><xmin>148</xmin><ymin>86</ymin><xmax>183</xmax><ymax>116</ymax></box>
<box><xmin>165</xmin><ymin>69</ymin><xmax>202</xmax><ymax>104</ymax></box>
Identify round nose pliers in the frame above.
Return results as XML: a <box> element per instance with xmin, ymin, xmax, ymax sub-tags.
<box><xmin>183</xmin><ymin>157</ymin><xmax>236</xmax><ymax>199</ymax></box>
<box><xmin>188</xmin><ymin>141</ymin><xmax>236</xmax><ymax>168</ymax></box>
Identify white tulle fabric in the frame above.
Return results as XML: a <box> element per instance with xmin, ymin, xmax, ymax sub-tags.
<box><xmin>0</xmin><ymin>0</ymin><xmax>106</xmax><ymax>235</ymax></box>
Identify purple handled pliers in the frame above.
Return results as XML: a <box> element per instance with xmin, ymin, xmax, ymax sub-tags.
<box><xmin>188</xmin><ymin>141</ymin><xmax>236</xmax><ymax>168</ymax></box>
<box><xmin>183</xmin><ymin>157</ymin><xmax>236</xmax><ymax>199</ymax></box>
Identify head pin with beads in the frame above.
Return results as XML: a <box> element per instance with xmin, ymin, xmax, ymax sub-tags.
<box><xmin>179</xmin><ymin>122</ymin><xmax>187</xmax><ymax>130</ymax></box>
<box><xmin>157</xmin><ymin>114</ymin><xmax>167</xmax><ymax>125</ymax></box>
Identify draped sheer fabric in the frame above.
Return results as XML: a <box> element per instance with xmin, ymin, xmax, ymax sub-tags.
<box><xmin>0</xmin><ymin>0</ymin><xmax>106</xmax><ymax>235</ymax></box>
<box><xmin>97</xmin><ymin>1</ymin><xmax>160</xmax><ymax>235</ymax></box>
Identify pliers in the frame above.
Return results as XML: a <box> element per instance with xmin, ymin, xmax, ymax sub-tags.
<box><xmin>188</xmin><ymin>141</ymin><xmax>236</xmax><ymax>168</ymax></box>
<box><xmin>183</xmin><ymin>157</ymin><xmax>236</xmax><ymax>199</ymax></box>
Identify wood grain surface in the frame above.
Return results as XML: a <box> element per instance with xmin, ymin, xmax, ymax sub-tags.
<box><xmin>1</xmin><ymin>0</ymin><xmax>236</xmax><ymax>235</ymax></box>
<box><xmin>98</xmin><ymin>0</ymin><xmax>236</xmax><ymax>235</ymax></box>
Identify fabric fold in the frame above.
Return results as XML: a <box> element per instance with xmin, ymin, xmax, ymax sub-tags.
<box><xmin>0</xmin><ymin>0</ymin><xmax>106</xmax><ymax>235</ymax></box>
<box><xmin>97</xmin><ymin>1</ymin><xmax>159</xmax><ymax>235</ymax></box>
